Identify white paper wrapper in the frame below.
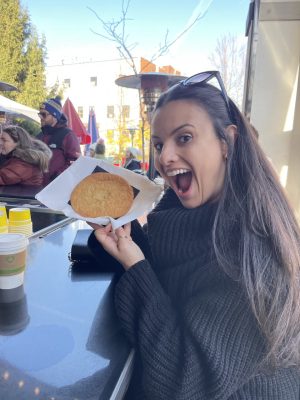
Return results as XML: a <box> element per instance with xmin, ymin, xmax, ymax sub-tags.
<box><xmin>36</xmin><ymin>156</ymin><xmax>164</xmax><ymax>230</ymax></box>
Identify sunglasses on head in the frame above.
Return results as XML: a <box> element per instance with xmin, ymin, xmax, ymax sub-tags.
<box><xmin>179</xmin><ymin>70</ymin><xmax>234</xmax><ymax>122</ymax></box>
<box><xmin>38</xmin><ymin>111</ymin><xmax>50</xmax><ymax>119</ymax></box>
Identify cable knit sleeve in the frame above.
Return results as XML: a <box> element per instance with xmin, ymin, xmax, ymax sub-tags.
<box><xmin>115</xmin><ymin>259</ymin><xmax>266</xmax><ymax>400</ymax></box>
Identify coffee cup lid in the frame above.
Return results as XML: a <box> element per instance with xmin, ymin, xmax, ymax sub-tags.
<box><xmin>0</xmin><ymin>234</ymin><xmax>28</xmax><ymax>252</ymax></box>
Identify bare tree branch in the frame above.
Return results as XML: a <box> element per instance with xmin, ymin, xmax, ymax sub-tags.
<box><xmin>87</xmin><ymin>0</ymin><xmax>212</xmax><ymax>167</ymax></box>
<box><xmin>87</xmin><ymin>0</ymin><xmax>139</xmax><ymax>74</ymax></box>
<box><xmin>150</xmin><ymin>10</ymin><xmax>208</xmax><ymax>62</ymax></box>
<box><xmin>209</xmin><ymin>33</ymin><xmax>246</xmax><ymax>107</ymax></box>
<box><xmin>88</xmin><ymin>0</ymin><xmax>211</xmax><ymax>73</ymax></box>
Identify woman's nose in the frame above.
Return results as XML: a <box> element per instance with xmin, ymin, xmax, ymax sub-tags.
<box><xmin>159</xmin><ymin>142</ymin><xmax>178</xmax><ymax>165</ymax></box>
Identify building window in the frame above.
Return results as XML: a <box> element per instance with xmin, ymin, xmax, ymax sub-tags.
<box><xmin>90</xmin><ymin>76</ymin><xmax>97</xmax><ymax>87</ymax></box>
<box><xmin>122</xmin><ymin>105</ymin><xmax>130</xmax><ymax>119</ymax></box>
<box><xmin>63</xmin><ymin>78</ymin><xmax>71</xmax><ymax>88</ymax></box>
<box><xmin>107</xmin><ymin>105</ymin><xmax>114</xmax><ymax>118</ymax></box>
<box><xmin>78</xmin><ymin>106</ymin><xmax>83</xmax><ymax>118</ymax></box>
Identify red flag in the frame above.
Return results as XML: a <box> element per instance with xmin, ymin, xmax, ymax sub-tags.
<box><xmin>62</xmin><ymin>98</ymin><xmax>91</xmax><ymax>145</ymax></box>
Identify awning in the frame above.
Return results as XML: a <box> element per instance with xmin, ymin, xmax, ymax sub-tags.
<box><xmin>0</xmin><ymin>94</ymin><xmax>39</xmax><ymax>123</ymax></box>
<box><xmin>62</xmin><ymin>98</ymin><xmax>91</xmax><ymax>145</ymax></box>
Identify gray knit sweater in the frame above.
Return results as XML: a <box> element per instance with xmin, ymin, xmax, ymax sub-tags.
<box><xmin>115</xmin><ymin>189</ymin><xmax>300</xmax><ymax>399</ymax></box>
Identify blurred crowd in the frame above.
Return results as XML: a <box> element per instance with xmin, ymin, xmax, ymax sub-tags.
<box><xmin>0</xmin><ymin>95</ymin><xmax>148</xmax><ymax>188</ymax></box>
<box><xmin>0</xmin><ymin>96</ymin><xmax>80</xmax><ymax>187</ymax></box>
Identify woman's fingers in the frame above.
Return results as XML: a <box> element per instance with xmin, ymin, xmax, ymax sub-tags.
<box><xmin>88</xmin><ymin>222</ymin><xmax>112</xmax><ymax>231</ymax></box>
<box><xmin>115</xmin><ymin>223</ymin><xmax>131</xmax><ymax>237</ymax></box>
<box><xmin>88</xmin><ymin>222</ymin><xmax>101</xmax><ymax>230</ymax></box>
<box><xmin>123</xmin><ymin>222</ymin><xmax>131</xmax><ymax>237</ymax></box>
<box><xmin>90</xmin><ymin>222</ymin><xmax>144</xmax><ymax>269</ymax></box>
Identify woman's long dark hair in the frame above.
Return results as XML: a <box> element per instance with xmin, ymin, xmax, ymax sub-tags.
<box><xmin>155</xmin><ymin>83</ymin><xmax>300</xmax><ymax>368</ymax></box>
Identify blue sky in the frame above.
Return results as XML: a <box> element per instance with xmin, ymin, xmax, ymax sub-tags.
<box><xmin>22</xmin><ymin>0</ymin><xmax>250</xmax><ymax>75</ymax></box>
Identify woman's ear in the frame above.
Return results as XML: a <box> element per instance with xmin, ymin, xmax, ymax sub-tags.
<box><xmin>226</xmin><ymin>124</ymin><xmax>238</xmax><ymax>142</ymax></box>
<box><xmin>221</xmin><ymin>125</ymin><xmax>237</xmax><ymax>159</ymax></box>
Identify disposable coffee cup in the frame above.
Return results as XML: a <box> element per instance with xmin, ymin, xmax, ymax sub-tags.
<box><xmin>0</xmin><ymin>285</ymin><xmax>30</xmax><ymax>335</ymax></box>
<box><xmin>0</xmin><ymin>226</ymin><xmax>8</xmax><ymax>234</ymax></box>
<box><xmin>8</xmin><ymin>222</ymin><xmax>33</xmax><ymax>237</ymax></box>
<box><xmin>0</xmin><ymin>234</ymin><xmax>29</xmax><ymax>289</ymax></box>
<box><xmin>9</xmin><ymin>208</ymin><xmax>31</xmax><ymax>222</ymax></box>
<box><xmin>9</xmin><ymin>219</ymin><xmax>32</xmax><ymax>226</ymax></box>
<box><xmin>8</xmin><ymin>208</ymin><xmax>32</xmax><ymax>237</ymax></box>
<box><xmin>0</xmin><ymin>205</ymin><xmax>8</xmax><ymax>233</ymax></box>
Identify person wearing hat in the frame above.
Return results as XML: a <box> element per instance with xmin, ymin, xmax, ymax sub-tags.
<box><xmin>123</xmin><ymin>147</ymin><xmax>142</xmax><ymax>171</ymax></box>
<box><xmin>37</xmin><ymin>96</ymin><xmax>81</xmax><ymax>184</ymax></box>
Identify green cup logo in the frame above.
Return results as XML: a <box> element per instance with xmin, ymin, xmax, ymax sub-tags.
<box><xmin>0</xmin><ymin>250</ymin><xmax>26</xmax><ymax>276</ymax></box>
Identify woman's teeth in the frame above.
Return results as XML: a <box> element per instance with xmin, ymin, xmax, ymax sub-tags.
<box><xmin>166</xmin><ymin>169</ymin><xmax>190</xmax><ymax>177</ymax></box>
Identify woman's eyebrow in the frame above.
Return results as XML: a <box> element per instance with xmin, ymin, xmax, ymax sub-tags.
<box><xmin>152</xmin><ymin>123</ymin><xmax>194</xmax><ymax>139</ymax></box>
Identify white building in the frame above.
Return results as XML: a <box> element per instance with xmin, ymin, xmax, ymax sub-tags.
<box><xmin>46</xmin><ymin>57</ymin><xmax>141</xmax><ymax>151</ymax></box>
<box><xmin>46</xmin><ymin>57</ymin><xmax>183</xmax><ymax>163</ymax></box>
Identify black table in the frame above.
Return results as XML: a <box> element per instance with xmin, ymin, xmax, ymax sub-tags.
<box><xmin>0</xmin><ymin>184</ymin><xmax>73</xmax><ymax>234</ymax></box>
<box><xmin>0</xmin><ymin>184</ymin><xmax>42</xmax><ymax>204</ymax></box>
<box><xmin>0</xmin><ymin>220</ymin><xmax>133</xmax><ymax>400</ymax></box>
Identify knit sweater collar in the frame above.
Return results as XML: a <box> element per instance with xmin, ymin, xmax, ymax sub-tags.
<box><xmin>147</xmin><ymin>188</ymin><xmax>218</xmax><ymax>268</ymax></box>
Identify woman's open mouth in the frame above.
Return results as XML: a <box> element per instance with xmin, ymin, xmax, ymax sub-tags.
<box><xmin>167</xmin><ymin>169</ymin><xmax>192</xmax><ymax>195</ymax></box>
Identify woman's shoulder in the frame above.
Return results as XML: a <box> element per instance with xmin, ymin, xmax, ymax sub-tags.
<box><xmin>4</xmin><ymin>157</ymin><xmax>37</xmax><ymax>171</ymax></box>
<box><xmin>0</xmin><ymin>157</ymin><xmax>41</xmax><ymax>185</ymax></box>
<box><xmin>125</xmin><ymin>159</ymin><xmax>141</xmax><ymax>170</ymax></box>
<box><xmin>0</xmin><ymin>156</ymin><xmax>20</xmax><ymax>167</ymax></box>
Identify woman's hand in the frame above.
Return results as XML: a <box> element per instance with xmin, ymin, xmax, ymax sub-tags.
<box><xmin>89</xmin><ymin>222</ymin><xmax>145</xmax><ymax>270</ymax></box>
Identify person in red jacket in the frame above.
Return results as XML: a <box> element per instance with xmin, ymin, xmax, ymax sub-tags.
<box><xmin>37</xmin><ymin>96</ymin><xmax>81</xmax><ymax>184</ymax></box>
<box><xmin>0</xmin><ymin>125</ymin><xmax>52</xmax><ymax>186</ymax></box>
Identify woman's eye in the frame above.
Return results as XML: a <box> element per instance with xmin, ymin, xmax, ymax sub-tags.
<box><xmin>153</xmin><ymin>143</ymin><xmax>163</xmax><ymax>152</ymax></box>
<box><xmin>178</xmin><ymin>134</ymin><xmax>192</xmax><ymax>144</ymax></box>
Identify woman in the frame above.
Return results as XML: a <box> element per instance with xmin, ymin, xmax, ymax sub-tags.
<box><xmin>123</xmin><ymin>147</ymin><xmax>141</xmax><ymax>171</ymax></box>
<box><xmin>0</xmin><ymin>125</ymin><xmax>52</xmax><ymax>186</ymax></box>
<box><xmin>90</xmin><ymin>71</ymin><xmax>300</xmax><ymax>398</ymax></box>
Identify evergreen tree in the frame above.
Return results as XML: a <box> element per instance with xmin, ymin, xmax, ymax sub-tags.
<box><xmin>17</xmin><ymin>28</ymin><xmax>47</xmax><ymax>108</ymax></box>
<box><xmin>46</xmin><ymin>79</ymin><xmax>64</xmax><ymax>101</ymax></box>
<box><xmin>0</xmin><ymin>0</ymin><xmax>29</xmax><ymax>98</ymax></box>
<box><xmin>0</xmin><ymin>0</ymin><xmax>60</xmax><ymax>108</ymax></box>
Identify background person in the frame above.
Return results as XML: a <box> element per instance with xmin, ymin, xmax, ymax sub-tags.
<box><xmin>123</xmin><ymin>147</ymin><xmax>141</xmax><ymax>171</ymax></box>
<box><xmin>0</xmin><ymin>132</ymin><xmax>6</xmax><ymax>167</ymax></box>
<box><xmin>88</xmin><ymin>141</ymin><xmax>97</xmax><ymax>158</ymax></box>
<box><xmin>0</xmin><ymin>125</ymin><xmax>52</xmax><ymax>186</ymax></box>
<box><xmin>37</xmin><ymin>96</ymin><xmax>81</xmax><ymax>184</ymax></box>
<box><xmin>90</xmin><ymin>71</ymin><xmax>300</xmax><ymax>398</ymax></box>
<box><xmin>94</xmin><ymin>139</ymin><xmax>108</xmax><ymax>160</ymax></box>
<box><xmin>89</xmin><ymin>138</ymin><xmax>106</xmax><ymax>160</ymax></box>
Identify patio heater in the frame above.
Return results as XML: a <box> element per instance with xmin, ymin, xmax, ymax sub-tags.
<box><xmin>115</xmin><ymin>72</ymin><xmax>185</xmax><ymax>180</ymax></box>
<box><xmin>127</xmin><ymin>126</ymin><xmax>139</xmax><ymax>147</ymax></box>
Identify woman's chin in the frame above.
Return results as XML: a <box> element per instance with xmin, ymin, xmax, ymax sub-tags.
<box><xmin>177</xmin><ymin>192</ymin><xmax>204</xmax><ymax>209</ymax></box>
